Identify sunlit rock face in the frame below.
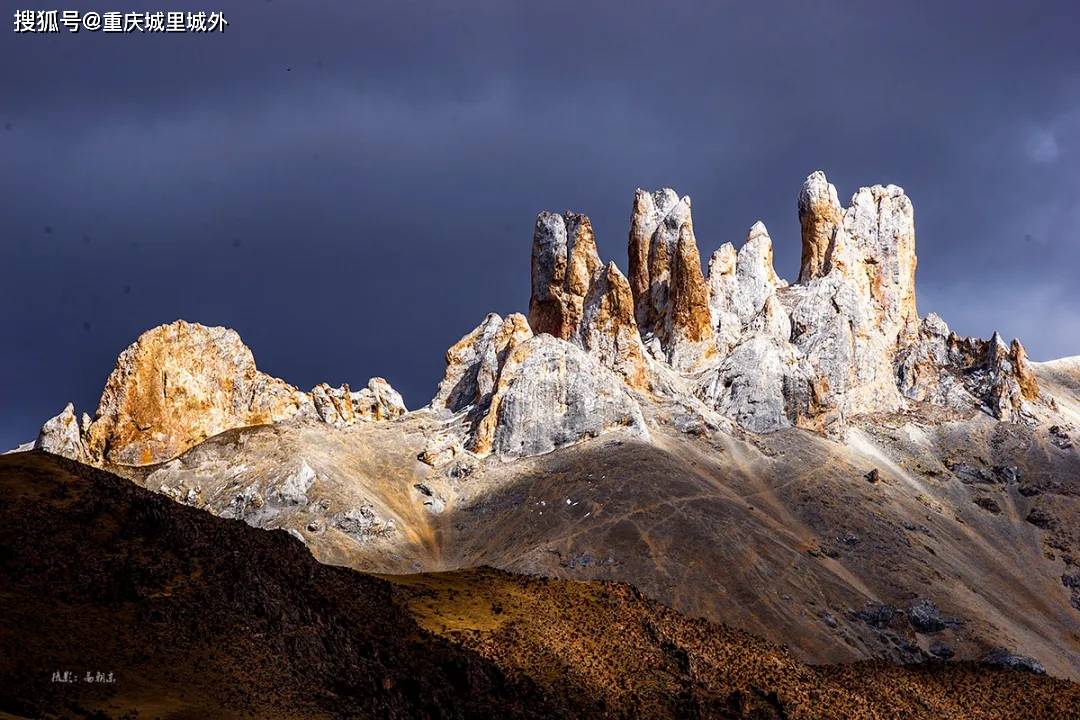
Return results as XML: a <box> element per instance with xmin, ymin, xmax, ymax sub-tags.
<box><xmin>797</xmin><ymin>170</ymin><xmax>844</xmax><ymax>284</ymax></box>
<box><xmin>429</xmin><ymin>311</ymin><xmax>648</xmax><ymax>460</ymax></box>
<box><xmin>77</xmin><ymin>321</ymin><xmax>313</xmax><ymax>465</ymax></box>
<box><xmin>625</xmin><ymin>189</ymin><xmax>716</xmax><ymax>372</ymax></box>
<box><xmin>432</xmin><ymin>312</ymin><xmax>534</xmax><ymax>415</ymax></box>
<box><xmin>35</xmin><ymin>403</ymin><xmax>87</xmax><ymax>461</ymax></box>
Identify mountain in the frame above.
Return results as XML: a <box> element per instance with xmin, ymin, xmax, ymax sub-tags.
<box><xmin>25</xmin><ymin>171</ymin><xmax>1080</xmax><ymax>680</ymax></box>
<box><xmin>3</xmin><ymin>450</ymin><xmax>1079</xmax><ymax>719</ymax></box>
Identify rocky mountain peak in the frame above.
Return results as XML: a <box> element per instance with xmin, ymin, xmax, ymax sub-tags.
<box><xmin>37</xmin><ymin>320</ymin><xmax>406</xmax><ymax>467</ymax></box>
<box><xmin>578</xmin><ymin>262</ymin><xmax>649</xmax><ymax>390</ymax></box>
<box><xmin>75</xmin><ymin>320</ymin><xmax>310</xmax><ymax>466</ymax></box>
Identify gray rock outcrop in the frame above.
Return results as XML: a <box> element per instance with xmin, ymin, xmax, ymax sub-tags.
<box><xmin>470</xmin><ymin>334</ymin><xmax>649</xmax><ymax>457</ymax></box>
<box><xmin>430</xmin><ymin>312</ymin><xmax>648</xmax><ymax>459</ymax></box>
<box><xmin>34</xmin><ymin>403</ymin><xmax>87</xmax><ymax>461</ymax></box>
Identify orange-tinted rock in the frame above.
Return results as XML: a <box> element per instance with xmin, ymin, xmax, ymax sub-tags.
<box><xmin>312</xmin><ymin>383</ymin><xmax>356</xmax><ymax>427</ymax></box>
<box><xmin>797</xmin><ymin>171</ymin><xmax>843</xmax><ymax>283</ymax></box>
<box><xmin>627</xmin><ymin>190</ymin><xmax>657</xmax><ymax>322</ymax></box>
<box><xmin>432</xmin><ymin>313</ymin><xmax>533</xmax><ymax>413</ymax></box>
<box><xmin>664</xmin><ymin>222</ymin><xmax>716</xmax><ymax>371</ymax></box>
<box><xmin>83</xmin><ymin>321</ymin><xmax>312</xmax><ymax>466</ymax></box>
<box><xmin>669</xmin><ymin>223</ymin><xmax>714</xmax><ymax>344</ymax></box>
<box><xmin>1012</xmin><ymin>340</ymin><xmax>1039</xmax><ymax>401</ymax></box>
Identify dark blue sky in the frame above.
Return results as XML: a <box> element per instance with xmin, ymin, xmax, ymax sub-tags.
<box><xmin>2</xmin><ymin>0</ymin><xmax>1078</xmax><ymax>449</ymax></box>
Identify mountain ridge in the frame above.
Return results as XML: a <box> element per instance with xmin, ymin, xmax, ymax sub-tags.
<box><xmin>19</xmin><ymin>171</ymin><xmax>1080</xmax><ymax>679</ymax></box>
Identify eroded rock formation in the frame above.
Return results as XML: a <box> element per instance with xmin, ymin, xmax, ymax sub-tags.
<box><xmin>797</xmin><ymin>170</ymin><xmax>844</xmax><ymax>283</ymax></box>
<box><xmin>663</xmin><ymin>222</ymin><xmax>717</xmax><ymax>371</ymax></box>
<box><xmin>78</xmin><ymin>321</ymin><xmax>312</xmax><ymax>465</ymax></box>
<box><xmin>625</xmin><ymin>189</ymin><xmax>716</xmax><ymax>367</ymax></box>
<box><xmin>470</xmin><ymin>334</ymin><xmax>649</xmax><ymax>457</ymax></box>
<box><xmin>35</xmin><ymin>171</ymin><xmax>1046</xmax><ymax>468</ymax></box>
<box><xmin>313</xmin><ymin>379</ymin><xmax>406</xmax><ymax>427</ymax></box>
<box><xmin>431</xmin><ymin>312</ymin><xmax>534</xmax><ymax>413</ymax></box>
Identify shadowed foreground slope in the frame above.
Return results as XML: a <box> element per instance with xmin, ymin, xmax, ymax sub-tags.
<box><xmin>2</xmin><ymin>452</ymin><xmax>1078</xmax><ymax>719</ymax></box>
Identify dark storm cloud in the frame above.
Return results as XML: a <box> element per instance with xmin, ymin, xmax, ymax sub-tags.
<box><xmin>2</xmin><ymin>0</ymin><xmax>1078</xmax><ymax>448</ymax></box>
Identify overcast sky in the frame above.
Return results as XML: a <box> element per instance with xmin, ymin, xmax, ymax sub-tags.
<box><xmin>2</xmin><ymin>0</ymin><xmax>1078</xmax><ymax>449</ymax></box>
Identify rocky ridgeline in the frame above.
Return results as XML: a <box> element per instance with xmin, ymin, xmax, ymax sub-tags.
<box><xmin>426</xmin><ymin>170</ymin><xmax>1041</xmax><ymax>454</ymax></box>
<box><xmin>37</xmin><ymin>172</ymin><xmax>1041</xmax><ymax>467</ymax></box>
<box><xmin>36</xmin><ymin>321</ymin><xmax>406</xmax><ymax>466</ymax></box>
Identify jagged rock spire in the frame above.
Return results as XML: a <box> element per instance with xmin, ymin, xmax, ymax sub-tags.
<box><xmin>665</xmin><ymin>221</ymin><xmax>717</xmax><ymax>371</ymax></box>
<box><xmin>35</xmin><ymin>171</ymin><xmax>1048</xmax><ymax>469</ymax></box>
<box><xmin>527</xmin><ymin>210</ymin><xmax>652</xmax><ymax>387</ymax></box>
<box><xmin>797</xmin><ymin>172</ymin><xmax>919</xmax><ymax>343</ymax></box>
<box><xmin>707</xmin><ymin>222</ymin><xmax>786</xmax><ymax>355</ymax></box>
<box><xmin>845</xmin><ymin>184</ymin><xmax>919</xmax><ymax>339</ymax></box>
<box><xmin>797</xmin><ymin>171</ymin><xmax>843</xmax><ymax>283</ymax></box>
<box><xmin>626</xmin><ymin>188</ymin><xmax>715</xmax><ymax>370</ymax></box>
<box><xmin>627</xmin><ymin>189</ymin><xmax>692</xmax><ymax>336</ymax></box>
<box><xmin>528</xmin><ymin>211</ymin><xmax>602</xmax><ymax>340</ymax></box>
